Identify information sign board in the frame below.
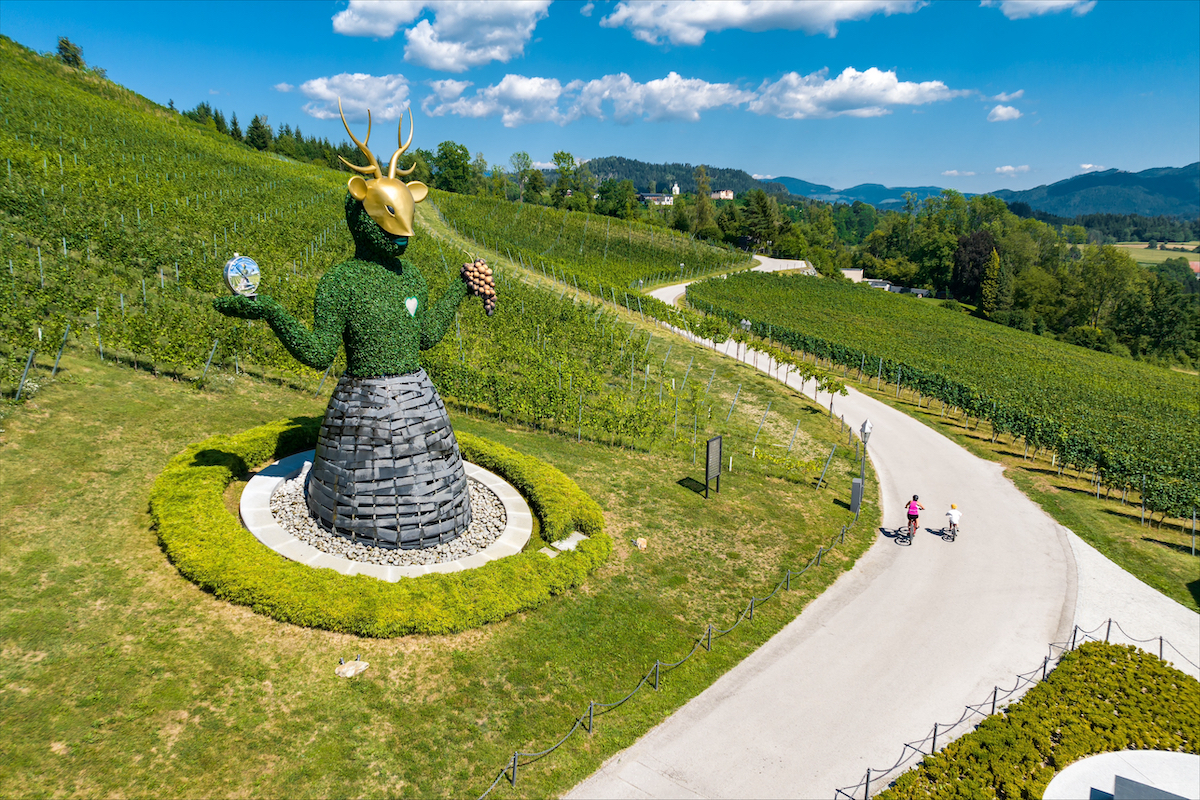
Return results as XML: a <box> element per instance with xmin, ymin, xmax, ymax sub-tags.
<box><xmin>705</xmin><ymin>435</ymin><xmax>722</xmax><ymax>498</ymax></box>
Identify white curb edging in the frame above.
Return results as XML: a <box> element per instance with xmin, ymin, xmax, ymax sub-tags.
<box><xmin>239</xmin><ymin>449</ymin><xmax>533</xmax><ymax>581</ymax></box>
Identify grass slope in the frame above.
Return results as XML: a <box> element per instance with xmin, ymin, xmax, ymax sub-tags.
<box><xmin>0</xmin><ymin>328</ymin><xmax>877</xmax><ymax>799</ymax></box>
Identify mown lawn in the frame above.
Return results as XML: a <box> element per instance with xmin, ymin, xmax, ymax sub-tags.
<box><xmin>0</xmin><ymin>336</ymin><xmax>876</xmax><ymax>799</ymax></box>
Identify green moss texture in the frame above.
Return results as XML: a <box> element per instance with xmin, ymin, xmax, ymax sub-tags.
<box><xmin>148</xmin><ymin>417</ymin><xmax>611</xmax><ymax>637</ymax></box>
<box><xmin>212</xmin><ymin>195</ymin><xmax>467</xmax><ymax>377</ymax></box>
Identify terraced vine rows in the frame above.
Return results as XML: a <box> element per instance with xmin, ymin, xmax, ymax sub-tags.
<box><xmin>433</xmin><ymin>191</ymin><xmax>747</xmax><ymax>290</ymax></box>
<box><xmin>688</xmin><ymin>271</ymin><xmax>1200</xmax><ymax>516</ymax></box>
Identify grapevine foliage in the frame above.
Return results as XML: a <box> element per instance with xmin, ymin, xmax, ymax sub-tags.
<box><xmin>687</xmin><ymin>271</ymin><xmax>1200</xmax><ymax>517</ymax></box>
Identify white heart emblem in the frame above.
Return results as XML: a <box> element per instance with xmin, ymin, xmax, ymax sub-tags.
<box><xmin>405</xmin><ymin>297</ymin><xmax>418</xmax><ymax>317</ymax></box>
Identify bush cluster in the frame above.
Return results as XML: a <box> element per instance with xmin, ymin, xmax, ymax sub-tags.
<box><xmin>881</xmin><ymin>642</ymin><xmax>1200</xmax><ymax>800</ymax></box>
<box><xmin>149</xmin><ymin>417</ymin><xmax>611</xmax><ymax>637</ymax></box>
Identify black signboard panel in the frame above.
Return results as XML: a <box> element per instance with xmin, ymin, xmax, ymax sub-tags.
<box><xmin>705</xmin><ymin>435</ymin><xmax>722</xmax><ymax>498</ymax></box>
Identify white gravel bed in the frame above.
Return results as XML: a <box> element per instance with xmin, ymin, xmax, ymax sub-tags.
<box><xmin>269</xmin><ymin>461</ymin><xmax>507</xmax><ymax>567</ymax></box>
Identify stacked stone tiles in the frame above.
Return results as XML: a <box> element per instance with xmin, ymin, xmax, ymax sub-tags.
<box><xmin>306</xmin><ymin>369</ymin><xmax>471</xmax><ymax>549</ymax></box>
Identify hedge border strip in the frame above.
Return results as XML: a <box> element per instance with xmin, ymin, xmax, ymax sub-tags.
<box><xmin>148</xmin><ymin>416</ymin><xmax>611</xmax><ymax>637</ymax></box>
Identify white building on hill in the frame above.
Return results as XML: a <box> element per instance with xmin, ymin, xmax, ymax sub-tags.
<box><xmin>711</xmin><ymin>189</ymin><xmax>735</xmax><ymax>200</ymax></box>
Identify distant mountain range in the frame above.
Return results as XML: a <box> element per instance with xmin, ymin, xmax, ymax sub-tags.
<box><xmin>990</xmin><ymin>163</ymin><xmax>1198</xmax><ymax>218</ymax></box>
<box><xmin>569</xmin><ymin>157</ymin><xmax>1199</xmax><ymax>218</ymax></box>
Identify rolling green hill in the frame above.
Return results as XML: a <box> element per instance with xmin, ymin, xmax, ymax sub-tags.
<box><xmin>993</xmin><ymin>163</ymin><xmax>1200</xmax><ymax>218</ymax></box>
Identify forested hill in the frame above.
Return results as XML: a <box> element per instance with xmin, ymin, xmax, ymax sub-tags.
<box><xmin>579</xmin><ymin>156</ymin><xmax>792</xmax><ymax>196</ymax></box>
<box><xmin>992</xmin><ymin>163</ymin><xmax>1200</xmax><ymax>218</ymax></box>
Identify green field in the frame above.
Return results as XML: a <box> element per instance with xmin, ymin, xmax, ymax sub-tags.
<box><xmin>688</xmin><ymin>271</ymin><xmax>1200</xmax><ymax>519</ymax></box>
<box><xmin>1114</xmin><ymin>241</ymin><xmax>1199</xmax><ymax>267</ymax></box>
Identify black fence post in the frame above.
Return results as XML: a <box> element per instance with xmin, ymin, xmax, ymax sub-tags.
<box><xmin>991</xmin><ymin>686</ymin><xmax>998</xmax><ymax>715</ymax></box>
<box><xmin>509</xmin><ymin>752</ymin><xmax>518</xmax><ymax>786</ymax></box>
<box><xmin>704</xmin><ymin>625</ymin><xmax>712</xmax><ymax>651</ymax></box>
<box><xmin>932</xmin><ymin>722</ymin><xmax>938</xmax><ymax>753</ymax></box>
<box><xmin>1105</xmin><ymin>618</ymin><xmax>1112</xmax><ymax>643</ymax></box>
<box><xmin>652</xmin><ymin>661</ymin><xmax>660</xmax><ymax>690</ymax></box>
<box><xmin>587</xmin><ymin>701</ymin><xmax>594</xmax><ymax>734</ymax></box>
<box><xmin>865</xmin><ymin>768</ymin><xmax>871</xmax><ymax>798</ymax></box>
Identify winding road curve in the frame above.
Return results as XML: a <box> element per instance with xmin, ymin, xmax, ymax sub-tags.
<box><xmin>568</xmin><ymin>257</ymin><xmax>1199</xmax><ymax>799</ymax></box>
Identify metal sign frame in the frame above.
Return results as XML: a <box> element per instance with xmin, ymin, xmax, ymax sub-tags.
<box><xmin>705</xmin><ymin>435</ymin><xmax>722</xmax><ymax>499</ymax></box>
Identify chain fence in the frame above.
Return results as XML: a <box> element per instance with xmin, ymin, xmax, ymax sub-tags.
<box><xmin>475</xmin><ymin>519</ymin><xmax>861</xmax><ymax>799</ymax></box>
<box><xmin>834</xmin><ymin>618</ymin><xmax>1200</xmax><ymax>799</ymax></box>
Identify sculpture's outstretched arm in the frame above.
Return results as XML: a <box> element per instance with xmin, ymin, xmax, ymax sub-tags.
<box><xmin>419</xmin><ymin>279</ymin><xmax>467</xmax><ymax>351</ymax></box>
<box><xmin>213</xmin><ymin>279</ymin><xmax>346</xmax><ymax>370</ymax></box>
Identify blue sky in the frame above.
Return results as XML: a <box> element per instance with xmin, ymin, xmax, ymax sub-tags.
<box><xmin>2</xmin><ymin>0</ymin><xmax>1197</xmax><ymax>193</ymax></box>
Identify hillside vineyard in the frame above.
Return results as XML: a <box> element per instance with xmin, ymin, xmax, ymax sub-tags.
<box><xmin>688</xmin><ymin>272</ymin><xmax>1199</xmax><ymax>519</ymax></box>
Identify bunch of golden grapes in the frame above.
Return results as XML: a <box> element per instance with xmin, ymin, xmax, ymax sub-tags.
<box><xmin>462</xmin><ymin>259</ymin><xmax>497</xmax><ymax>316</ymax></box>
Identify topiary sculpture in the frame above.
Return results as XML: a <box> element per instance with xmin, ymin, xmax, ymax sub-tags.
<box><xmin>214</xmin><ymin>101</ymin><xmax>495</xmax><ymax>550</ymax></box>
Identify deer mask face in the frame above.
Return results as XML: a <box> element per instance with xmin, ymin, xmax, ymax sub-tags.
<box><xmin>338</xmin><ymin>99</ymin><xmax>427</xmax><ymax>238</ymax></box>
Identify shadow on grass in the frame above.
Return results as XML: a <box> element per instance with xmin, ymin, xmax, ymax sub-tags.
<box><xmin>1143</xmin><ymin>538</ymin><xmax>1199</xmax><ymax>558</ymax></box>
<box><xmin>1189</xmin><ymin>577</ymin><xmax>1200</xmax><ymax>610</ymax></box>
<box><xmin>677</xmin><ymin>476</ymin><xmax>708</xmax><ymax>496</ymax></box>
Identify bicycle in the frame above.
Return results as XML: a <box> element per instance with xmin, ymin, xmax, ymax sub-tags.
<box><xmin>898</xmin><ymin>517</ymin><xmax>918</xmax><ymax>545</ymax></box>
<box><xmin>941</xmin><ymin>522</ymin><xmax>958</xmax><ymax>542</ymax></box>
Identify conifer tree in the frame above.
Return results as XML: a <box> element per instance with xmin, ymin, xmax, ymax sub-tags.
<box><xmin>979</xmin><ymin>248</ymin><xmax>1002</xmax><ymax>318</ymax></box>
<box><xmin>245</xmin><ymin>115</ymin><xmax>271</xmax><ymax>150</ymax></box>
<box><xmin>229</xmin><ymin>113</ymin><xmax>242</xmax><ymax>141</ymax></box>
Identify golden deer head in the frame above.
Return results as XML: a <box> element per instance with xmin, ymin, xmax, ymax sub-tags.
<box><xmin>338</xmin><ymin>99</ymin><xmax>427</xmax><ymax>238</ymax></box>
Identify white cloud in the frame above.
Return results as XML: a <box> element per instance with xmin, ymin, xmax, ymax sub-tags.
<box><xmin>332</xmin><ymin>0</ymin><xmax>426</xmax><ymax>36</ymax></box>
<box><xmin>332</xmin><ymin>0</ymin><xmax>551</xmax><ymax>72</ymax></box>
<box><xmin>208</xmin><ymin>89</ymin><xmax>221</xmax><ymax>95</ymax></box>
<box><xmin>748</xmin><ymin>67</ymin><xmax>964</xmax><ymax>119</ymax></box>
<box><xmin>601</xmin><ymin>0</ymin><xmax>926</xmax><ymax>45</ymax></box>
<box><xmin>424</xmin><ymin>71</ymin><xmax>754</xmax><ymax>126</ymax></box>
<box><xmin>532</xmin><ymin>160</ymin><xmax>555</xmax><ymax>169</ymax></box>
<box><xmin>752</xmin><ymin>173</ymin><xmax>776</xmax><ymax>180</ymax></box>
<box><xmin>995</xmin><ymin>165</ymin><xmax>1030</xmax><ymax>176</ymax></box>
<box><xmin>1080</xmin><ymin>163</ymin><xmax>1105</xmax><ymax>171</ymax></box>
<box><xmin>273</xmin><ymin>82</ymin><xmax>294</xmax><ymax>93</ymax></box>
<box><xmin>298</xmin><ymin>73</ymin><xmax>411</xmax><ymax>121</ymax></box>
<box><xmin>992</xmin><ymin>89</ymin><xmax>1023</xmax><ymax>101</ymax></box>
<box><xmin>580</xmin><ymin>1</ymin><xmax>595</xmax><ymax>16</ymax></box>
<box><xmin>424</xmin><ymin>74</ymin><xmax>574</xmax><ymax>126</ymax></box>
<box><xmin>981</xmin><ymin>0</ymin><xmax>1096</xmax><ymax>20</ymax></box>
<box><xmin>942</xmin><ymin>170</ymin><xmax>976</xmax><ymax>176</ymax></box>
<box><xmin>987</xmin><ymin>104</ymin><xmax>1022</xmax><ymax>122</ymax></box>
<box><xmin>574</xmin><ymin>72</ymin><xmax>754</xmax><ymax>122</ymax></box>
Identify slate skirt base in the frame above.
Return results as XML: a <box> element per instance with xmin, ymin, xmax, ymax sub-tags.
<box><xmin>306</xmin><ymin>369</ymin><xmax>472</xmax><ymax>550</ymax></box>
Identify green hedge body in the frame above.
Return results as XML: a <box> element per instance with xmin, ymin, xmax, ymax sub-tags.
<box><xmin>149</xmin><ymin>417</ymin><xmax>610</xmax><ymax>637</ymax></box>
<box><xmin>881</xmin><ymin>642</ymin><xmax>1200</xmax><ymax>800</ymax></box>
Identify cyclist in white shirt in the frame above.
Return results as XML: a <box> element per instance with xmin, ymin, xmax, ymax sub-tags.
<box><xmin>945</xmin><ymin>503</ymin><xmax>962</xmax><ymax>536</ymax></box>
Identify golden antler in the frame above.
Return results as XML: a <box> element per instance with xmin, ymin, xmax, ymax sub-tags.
<box><xmin>388</xmin><ymin>107</ymin><xmax>417</xmax><ymax>179</ymax></box>
<box><xmin>336</xmin><ymin>98</ymin><xmax>382</xmax><ymax>178</ymax></box>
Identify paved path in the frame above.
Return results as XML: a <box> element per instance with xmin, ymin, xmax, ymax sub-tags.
<box><xmin>570</xmin><ymin>269</ymin><xmax>1199</xmax><ymax>799</ymax></box>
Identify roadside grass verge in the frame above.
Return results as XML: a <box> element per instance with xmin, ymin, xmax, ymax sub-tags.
<box><xmin>839</xmin><ymin>369</ymin><xmax>1199</xmax><ymax>613</ymax></box>
<box><xmin>0</xmin><ymin>342</ymin><xmax>877</xmax><ymax>798</ymax></box>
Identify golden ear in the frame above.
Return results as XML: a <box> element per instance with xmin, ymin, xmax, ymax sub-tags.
<box><xmin>406</xmin><ymin>181</ymin><xmax>428</xmax><ymax>203</ymax></box>
<box><xmin>347</xmin><ymin>176</ymin><xmax>369</xmax><ymax>200</ymax></box>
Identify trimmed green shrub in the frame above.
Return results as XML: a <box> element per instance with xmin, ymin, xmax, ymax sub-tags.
<box><xmin>880</xmin><ymin>642</ymin><xmax>1200</xmax><ymax>800</ymax></box>
<box><xmin>149</xmin><ymin>417</ymin><xmax>611</xmax><ymax>637</ymax></box>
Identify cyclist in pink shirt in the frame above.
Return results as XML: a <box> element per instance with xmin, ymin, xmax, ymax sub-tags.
<box><xmin>906</xmin><ymin>495</ymin><xmax>924</xmax><ymax>537</ymax></box>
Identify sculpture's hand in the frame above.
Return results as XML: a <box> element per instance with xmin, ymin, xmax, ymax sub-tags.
<box><xmin>461</xmin><ymin>259</ymin><xmax>497</xmax><ymax>317</ymax></box>
<box><xmin>212</xmin><ymin>294</ymin><xmax>270</xmax><ymax>320</ymax></box>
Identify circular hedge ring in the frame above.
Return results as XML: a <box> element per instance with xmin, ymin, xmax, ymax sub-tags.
<box><xmin>149</xmin><ymin>416</ymin><xmax>610</xmax><ymax>637</ymax></box>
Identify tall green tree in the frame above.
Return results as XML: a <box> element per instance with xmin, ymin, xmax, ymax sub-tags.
<box><xmin>431</xmin><ymin>141</ymin><xmax>471</xmax><ymax>193</ymax></box>
<box><xmin>550</xmin><ymin>151</ymin><xmax>575</xmax><ymax>208</ymax></box>
<box><xmin>596</xmin><ymin>179</ymin><xmax>638</xmax><ymax>219</ymax></box>
<box><xmin>979</xmin><ymin>249</ymin><xmax>1003</xmax><ymax>318</ymax></box>
<box><xmin>56</xmin><ymin>37</ymin><xmax>84</xmax><ymax>69</ymax></box>
<box><xmin>693</xmin><ymin>165</ymin><xmax>717</xmax><ymax>236</ymax></box>
<box><xmin>509</xmin><ymin>151</ymin><xmax>532</xmax><ymax>201</ymax></box>
<box><xmin>229</xmin><ymin>113</ymin><xmax>242</xmax><ymax>141</ymax></box>
<box><xmin>244</xmin><ymin>115</ymin><xmax>272</xmax><ymax>151</ymax></box>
